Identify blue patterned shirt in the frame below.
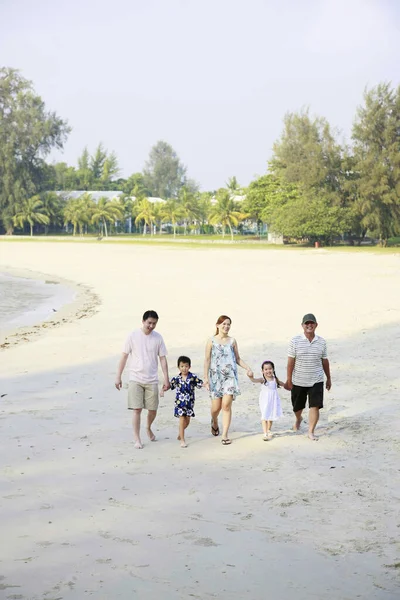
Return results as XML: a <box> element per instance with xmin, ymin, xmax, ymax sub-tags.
<box><xmin>170</xmin><ymin>372</ymin><xmax>203</xmax><ymax>417</ymax></box>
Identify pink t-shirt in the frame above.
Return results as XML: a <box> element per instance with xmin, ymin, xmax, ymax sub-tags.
<box><xmin>123</xmin><ymin>329</ymin><xmax>167</xmax><ymax>384</ymax></box>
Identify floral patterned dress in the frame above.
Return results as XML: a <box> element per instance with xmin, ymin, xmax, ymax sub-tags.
<box><xmin>209</xmin><ymin>337</ymin><xmax>240</xmax><ymax>399</ymax></box>
<box><xmin>170</xmin><ymin>372</ymin><xmax>203</xmax><ymax>417</ymax></box>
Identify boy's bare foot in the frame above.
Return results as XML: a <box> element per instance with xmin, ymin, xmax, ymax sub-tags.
<box><xmin>134</xmin><ymin>441</ymin><xmax>143</xmax><ymax>449</ymax></box>
<box><xmin>180</xmin><ymin>441</ymin><xmax>188</xmax><ymax>448</ymax></box>
<box><xmin>308</xmin><ymin>433</ymin><xmax>319</xmax><ymax>441</ymax></box>
<box><xmin>293</xmin><ymin>417</ymin><xmax>303</xmax><ymax>431</ymax></box>
<box><xmin>147</xmin><ymin>428</ymin><xmax>156</xmax><ymax>442</ymax></box>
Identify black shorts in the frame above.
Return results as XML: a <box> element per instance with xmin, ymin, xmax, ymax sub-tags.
<box><xmin>291</xmin><ymin>382</ymin><xmax>323</xmax><ymax>412</ymax></box>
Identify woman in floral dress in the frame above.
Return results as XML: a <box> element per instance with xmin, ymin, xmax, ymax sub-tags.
<box><xmin>204</xmin><ymin>315</ymin><xmax>253</xmax><ymax>445</ymax></box>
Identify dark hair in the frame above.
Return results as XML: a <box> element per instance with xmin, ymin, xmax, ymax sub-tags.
<box><xmin>142</xmin><ymin>310</ymin><xmax>159</xmax><ymax>321</ymax></box>
<box><xmin>215</xmin><ymin>314</ymin><xmax>231</xmax><ymax>335</ymax></box>
<box><xmin>177</xmin><ymin>355</ymin><xmax>191</xmax><ymax>367</ymax></box>
<box><xmin>261</xmin><ymin>360</ymin><xmax>280</xmax><ymax>388</ymax></box>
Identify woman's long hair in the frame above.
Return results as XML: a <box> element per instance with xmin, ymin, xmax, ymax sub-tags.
<box><xmin>215</xmin><ymin>315</ymin><xmax>231</xmax><ymax>335</ymax></box>
<box><xmin>261</xmin><ymin>360</ymin><xmax>280</xmax><ymax>387</ymax></box>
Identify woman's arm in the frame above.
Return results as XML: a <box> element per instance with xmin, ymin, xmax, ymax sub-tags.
<box><xmin>203</xmin><ymin>339</ymin><xmax>212</xmax><ymax>390</ymax></box>
<box><xmin>232</xmin><ymin>339</ymin><xmax>253</xmax><ymax>377</ymax></box>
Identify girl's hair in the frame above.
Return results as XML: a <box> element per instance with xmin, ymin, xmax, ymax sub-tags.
<box><xmin>261</xmin><ymin>360</ymin><xmax>280</xmax><ymax>388</ymax></box>
<box><xmin>215</xmin><ymin>315</ymin><xmax>232</xmax><ymax>335</ymax></box>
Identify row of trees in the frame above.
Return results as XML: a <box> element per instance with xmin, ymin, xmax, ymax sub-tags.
<box><xmin>11</xmin><ymin>186</ymin><xmax>248</xmax><ymax>240</ymax></box>
<box><xmin>1</xmin><ymin>66</ymin><xmax>400</xmax><ymax>244</ymax></box>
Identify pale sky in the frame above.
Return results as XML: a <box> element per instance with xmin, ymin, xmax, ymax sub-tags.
<box><xmin>1</xmin><ymin>0</ymin><xmax>399</xmax><ymax>190</ymax></box>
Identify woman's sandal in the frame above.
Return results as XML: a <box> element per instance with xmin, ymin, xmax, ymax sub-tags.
<box><xmin>221</xmin><ymin>438</ymin><xmax>231</xmax><ymax>445</ymax></box>
<box><xmin>211</xmin><ymin>420</ymin><xmax>219</xmax><ymax>436</ymax></box>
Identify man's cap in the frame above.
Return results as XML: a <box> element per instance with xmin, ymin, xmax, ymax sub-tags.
<box><xmin>302</xmin><ymin>313</ymin><xmax>317</xmax><ymax>324</ymax></box>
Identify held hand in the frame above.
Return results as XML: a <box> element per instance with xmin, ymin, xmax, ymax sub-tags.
<box><xmin>115</xmin><ymin>378</ymin><xmax>122</xmax><ymax>391</ymax></box>
<box><xmin>246</xmin><ymin>370</ymin><xmax>254</xmax><ymax>378</ymax></box>
<box><xmin>162</xmin><ymin>381</ymin><xmax>171</xmax><ymax>392</ymax></box>
<box><xmin>284</xmin><ymin>380</ymin><xmax>293</xmax><ymax>391</ymax></box>
<box><xmin>326</xmin><ymin>378</ymin><xmax>332</xmax><ymax>391</ymax></box>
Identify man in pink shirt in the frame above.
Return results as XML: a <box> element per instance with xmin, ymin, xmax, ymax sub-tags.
<box><xmin>115</xmin><ymin>310</ymin><xmax>170</xmax><ymax>449</ymax></box>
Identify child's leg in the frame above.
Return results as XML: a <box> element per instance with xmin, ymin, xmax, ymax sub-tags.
<box><xmin>179</xmin><ymin>416</ymin><xmax>187</xmax><ymax>447</ymax></box>
<box><xmin>184</xmin><ymin>416</ymin><xmax>191</xmax><ymax>430</ymax></box>
<box><xmin>261</xmin><ymin>419</ymin><xmax>268</xmax><ymax>434</ymax></box>
<box><xmin>267</xmin><ymin>420</ymin><xmax>273</xmax><ymax>438</ymax></box>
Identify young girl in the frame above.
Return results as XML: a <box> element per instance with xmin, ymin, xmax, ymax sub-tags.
<box><xmin>248</xmin><ymin>360</ymin><xmax>284</xmax><ymax>441</ymax></box>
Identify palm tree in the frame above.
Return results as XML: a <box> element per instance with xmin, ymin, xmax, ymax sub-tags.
<box><xmin>64</xmin><ymin>193</ymin><xmax>94</xmax><ymax>235</ymax></box>
<box><xmin>161</xmin><ymin>199</ymin><xmax>185</xmax><ymax>238</ymax></box>
<box><xmin>135</xmin><ymin>198</ymin><xmax>156</xmax><ymax>235</ymax></box>
<box><xmin>208</xmin><ymin>190</ymin><xmax>248</xmax><ymax>241</ymax></box>
<box><xmin>13</xmin><ymin>195</ymin><xmax>50</xmax><ymax>236</ymax></box>
<box><xmin>226</xmin><ymin>176</ymin><xmax>241</xmax><ymax>196</ymax></box>
<box><xmin>179</xmin><ymin>186</ymin><xmax>202</xmax><ymax>235</ymax></box>
<box><xmin>152</xmin><ymin>202</ymin><xmax>164</xmax><ymax>234</ymax></box>
<box><xmin>91</xmin><ymin>197</ymin><xmax>124</xmax><ymax>237</ymax></box>
<box><xmin>41</xmin><ymin>192</ymin><xmax>62</xmax><ymax>234</ymax></box>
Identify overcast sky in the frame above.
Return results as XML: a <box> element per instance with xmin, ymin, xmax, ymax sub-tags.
<box><xmin>1</xmin><ymin>0</ymin><xmax>399</xmax><ymax>190</ymax></box>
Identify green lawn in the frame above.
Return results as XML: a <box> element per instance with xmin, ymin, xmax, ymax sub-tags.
<box><xmin>1</xmin><ymin>234</ymin><xmax>400</xmax><ymax>253</ymax></box>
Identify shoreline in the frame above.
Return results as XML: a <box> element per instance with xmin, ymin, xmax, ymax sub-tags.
<box><xmin>0</xmin><ymin>265</ymin><xmax>101</xmax><ymax>350</ymax></box>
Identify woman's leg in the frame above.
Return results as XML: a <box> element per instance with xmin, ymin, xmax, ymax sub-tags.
<box><xmin>221</xmin><ymin>395</ymin><xmax>233</xmax><ymax>442</ymax></box>
<box><xmin>211</xmin><ymin>398</ymin><xmax>222</xmax><ymax>435</ymax></box>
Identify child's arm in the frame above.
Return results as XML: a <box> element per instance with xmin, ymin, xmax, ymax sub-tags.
<box><xmin>192</xmin><ymin>375</ymin><xmax>204</xmax><ymax>389</ymax></box>
<box><xmin>277</xmin><ymin>378</ymin><xmax>286</xmax><ymax>387</ymax></box>
<box><xmin>247</xmin><ymin>375</ymin><xmax>264</xmax><ymax>384</ymax></box>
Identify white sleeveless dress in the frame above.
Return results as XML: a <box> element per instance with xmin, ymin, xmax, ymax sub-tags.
<box><xmin>259</xmin><ymin>380</ymin><xmax>283</xmax><ymax>421</ymax></box>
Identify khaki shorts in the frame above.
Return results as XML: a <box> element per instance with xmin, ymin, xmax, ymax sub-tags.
<box><xmin>128</xmin><ymin>381</ymin><xmax>159</xmax><ymax>411</ymax></box>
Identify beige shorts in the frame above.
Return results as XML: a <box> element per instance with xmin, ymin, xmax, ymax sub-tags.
<box><xmin>128</xmin><ymin>381</ymin><xmax>159</xmax><ymax>411</ymax></box>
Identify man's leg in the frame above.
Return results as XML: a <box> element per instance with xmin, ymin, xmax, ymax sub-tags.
<box><xmin>146</xmin><ymin>410</ymin><xmax>157</xmax><ymax>441</ymax></box>
<box><xmin>308</xmin><ymin>407</ymin><xmax>319</xmax><ymax>440</ymax></box>
<box><xmin>293</xmin><ymin>410</ymin><xmax>303</xmax><ymax>431</ymax></box>
<box><xmin>145</xmin><ymin>383</ymin><xmax>159</xmax><ymax>441</ymax></box>
<box><xmin>132</xmin><ymin>408</ymin><xmax>143</xmax><ymax>449</ymax></box>
<box><xmin>308</xmin><ymin>383</ymin><xmax>323</xmax><ymax>440</ymax></box>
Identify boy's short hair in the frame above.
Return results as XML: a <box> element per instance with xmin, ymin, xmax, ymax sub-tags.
<box><xmin>142</xmin><ymin>310</ymin><xmax>159</xmax><ymax>321</ymax></box>
<box><xmin>177</xmin><ymin>355</ymin><xmax>191</xmax><ymax>367</ymax></box>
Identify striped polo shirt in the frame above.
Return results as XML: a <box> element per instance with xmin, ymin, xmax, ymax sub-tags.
<box><xmin>288</xmin><ymin>334</ymin><xmax>328</xmax><ymax>387</ymax></box>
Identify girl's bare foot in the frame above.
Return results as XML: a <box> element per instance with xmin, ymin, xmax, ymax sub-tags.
<box><xmin>134</xmin><ymin>441</ymin><xmax>143</xmax><ymax>449</ymax></box>
<box><xmin>180</xmin><ymin>441</ymin><xmax>188</xmax><ymax>448</ymax></box>
<box><xmin>267</xmin><ymin>431</ymin><xmax>273</xmax><ymax>439</ymax></box>
<box><xmin>263</xmin><ymin>433</ymin><xmax>269</xmax><ymax>441</ymax></box>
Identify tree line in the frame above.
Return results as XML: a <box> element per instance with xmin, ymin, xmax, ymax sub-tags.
<box><xmin>1</xmin><ymin>67</ymin><xmax>399</xmax><ymax>245</ymax></box>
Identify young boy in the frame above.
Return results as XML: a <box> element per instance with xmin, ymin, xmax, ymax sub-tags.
<box><xmin>170</xmin><ymin>356</ymin><xmax>203</xmax><ymax>448</ymax></box>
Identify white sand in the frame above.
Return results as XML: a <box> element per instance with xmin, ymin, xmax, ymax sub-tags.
<box><xmin>0</xmin><ymin>241</ymin><xmax>399</xmax><ymax>599</ymax></box>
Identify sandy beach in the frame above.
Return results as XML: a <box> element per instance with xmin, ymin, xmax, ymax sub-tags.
<box><xmin>0</xmin><ymin>240</ymin><xmax>399</xmax><ymax>599</ymax></box>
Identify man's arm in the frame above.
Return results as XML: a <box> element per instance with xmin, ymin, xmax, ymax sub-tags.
<box><xmin>115</xmin><ymin>353</ymin><xmax>129</xmax><ymax>390</ymax></box>
<box><xmin>159</xmin><ymin>355</ymin><xmax>170</xmax><ymax>391</ymax></box>
<box><xmin>322</xmin><ymin>358</ymin><xmax>331</xmax><ymax>390</ymax></box>
<box><xmin>286</xmin><ymin>356</ymin><xmax>295</xmax><ymax>390</ymax></box>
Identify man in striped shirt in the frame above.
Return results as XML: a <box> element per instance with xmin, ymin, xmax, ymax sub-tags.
<box><xmin>286</xmin><ymin>313</ymin><xmax>331</xmax><ymax>441</ymax></box>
